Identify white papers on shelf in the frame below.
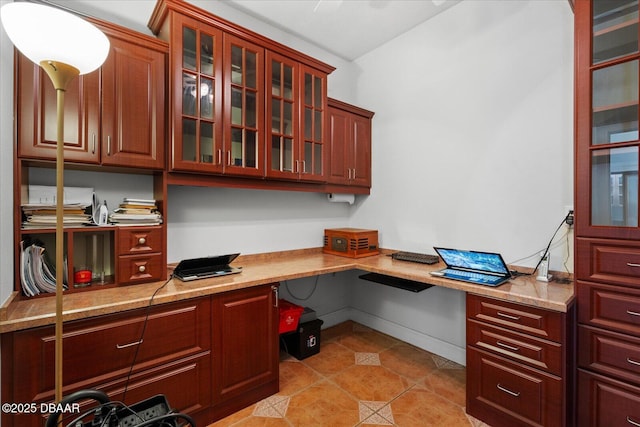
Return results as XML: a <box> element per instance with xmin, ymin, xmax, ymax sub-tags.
<box><xmin>28</xmin><ymin>185</ymin><xmax>93</xmax><ymax>205</ymax></box>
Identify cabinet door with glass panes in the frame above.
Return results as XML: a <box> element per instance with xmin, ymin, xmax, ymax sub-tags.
<box><xmin>267</xmin><ymin>54</ymin><xmax>327</xmax><ymax>182</ymax></box>
<box><xmin>169</xmin><ymin>14</ymin><xmax>224</xmax><ymax>173</ymax></box>
<box><xmin>576</xmin><ymin>0</ymin><xmax>640</xmax><ymax>239</ymax></box>
<box><xmin>266</xmin><ymin>52</ymin><xmax>299</xmax><ymax>180</ymax></box>
<box><xmin>299</xmin><ymin>65</ymin><xmax>327</xmax><ymax>182</ymax></box>
<box><xmin>223</xmin><ymin>35</ymin><xmax>265</xmax><ymax>178</ymax></box>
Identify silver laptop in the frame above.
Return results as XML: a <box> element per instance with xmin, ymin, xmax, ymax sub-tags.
<box><xmin>430</xmin><ymin>247</ymin><xmax>511</xmax><ymax>287</ymax></box>
<box><xmin>173</xmin><ymin>253</ymin><xmax>242</xmax><ymax>281</ymax></box>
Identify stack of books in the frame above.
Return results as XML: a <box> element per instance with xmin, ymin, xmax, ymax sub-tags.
<box><xmin>109</xmin><ymin>198</ymin><xmax>163</xmax><ymax>226</ymax></box>
<box><xmin>21</xmin><ymin>203</ymin><xmax>92</xmax><ymax>229</ymax></box>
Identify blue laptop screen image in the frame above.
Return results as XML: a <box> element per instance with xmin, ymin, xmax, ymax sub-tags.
<box><xmin>432</xmin><ymin>247</ymin><xmax>511</xmax><ymax>286</ymax></box>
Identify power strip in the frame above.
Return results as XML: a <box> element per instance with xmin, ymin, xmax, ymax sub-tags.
<box><xmin>117</xmin><ymin>401</ymin><xmax>171</xmax><ymax>427</ymax></box>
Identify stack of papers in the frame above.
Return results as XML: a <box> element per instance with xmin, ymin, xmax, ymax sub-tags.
<box><xmin>21</xmin><ymin>204</ymin><xmax>92</xmax><ymax>229</ymax></box>
<box><xmin>20</xmin><ymin>240</ymin><xmax>68</xmax><ymax>297</ymax></box>
<box><xmin>109</xmin><ymin>198</ymin><xmax>163</xmax><ymax>226</ymax></box>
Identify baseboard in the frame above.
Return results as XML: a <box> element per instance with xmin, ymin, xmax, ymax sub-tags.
<box><xmin>324</xmin><ymin>308</ymin><xmax>466</xmax><ymax>366</ymax></box>
<box><xmin>317</xmin><ymin>307</ymin><xmax>352</xmax><ymax>328</ymax></box>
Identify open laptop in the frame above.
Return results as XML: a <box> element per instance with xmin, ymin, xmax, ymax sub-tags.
<box><xmin>430</xmin><ymin>247</ymin><xmax>511</xmax><ymax>287</ymax></box>
<box><xmin>173</xmin><ymin>253</ymin><xmax>242</xmax><ymax>281</ymax></box>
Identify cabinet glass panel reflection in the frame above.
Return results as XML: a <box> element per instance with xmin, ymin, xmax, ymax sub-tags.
<box><xmin>592</xmin><ymin>146</ymin><xmax>639</xmax><ymax>226</ymax></box>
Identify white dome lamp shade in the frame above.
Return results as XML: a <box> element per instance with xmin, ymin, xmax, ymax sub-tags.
<box><xmin>1</xmin><ymin>1</ymin><xmax>109</xmax><ymax>406</ymax></box>
<box><xmin>1</xmin><ymin>2</ymin><xmax>109</xmax><ymax>88</ymax></box>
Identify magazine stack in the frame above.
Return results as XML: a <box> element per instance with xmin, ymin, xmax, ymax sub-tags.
<box><xmin>109</xmin><ymin>198</ymin><xmax>163</xmax><ymax>226</ymax></box>
<box><xmin>21</xmin><ymin>203</ymin><xmax>92</xmax><ymax>229</ymax></box>
<box><xmin>20</xmin><ymin>238</ymin><xmax>68</xmax><ymax>296</ymax></box>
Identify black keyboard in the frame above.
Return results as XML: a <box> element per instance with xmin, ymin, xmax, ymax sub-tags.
<box><xmin>359</xmin><ymin>273</ymin><xmax>433</xmax><ymax>293</ymax></box>
<box><xmin>391</xmin><ymin>251</ymin><xmax>440</xmax><ymax>265</ymax></box>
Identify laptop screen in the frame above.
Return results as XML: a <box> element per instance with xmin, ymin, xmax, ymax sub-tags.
<box><xmin>434</xmin><ymin>248</ymin><xmax>510</xmax><ymax>275</ymax></box>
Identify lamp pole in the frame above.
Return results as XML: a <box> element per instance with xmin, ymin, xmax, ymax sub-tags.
<box><xmin>40</xmin><ymin>59</ymin><xmax>80</xmax><ymax>403</ymax></box>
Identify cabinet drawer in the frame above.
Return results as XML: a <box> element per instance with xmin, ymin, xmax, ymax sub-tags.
<box><xmin>577</xmin><ymin>238</ymin><xmax>640</xmax><ymax>287</ymax></box>
<box><xmin>9</xmin><ymin>298</ymin><xmax>211</xmax><ymax>403</ymax></box>
<box><xmin>578</xmin><ymin>369</ymin><xmax>640</xmax><ymax>427</ymax></box>
<box><xmin>577</xmin><ymin>281</ymin><xmax>640</xmax><ymax>336</ymax></box>
<box><xmin>117</xmin><ymin>226</ymin><xmax>163</xmax><ymax>254</ymax></box>
<box><xmin>467</xmin><ymin>318</ymin><xmax>562</xmax><ymax>376</ymax></box>
<box><xmin>579</xmin><ymin>325</ymin><xmax>640</xmax><ymax>386</ymax></box>
<box><xmin>467</xmin><ymin>347</ymin><xmax>563</xmax><ymax>427</ymax></box>
<box><xmin>467</xmin><ymin>294</ymin><xmax>563</xmax><ymax>342</ymax></box>
<box><xmin>103</xmin><ymin>354</ymin><xmax>212</xmax><ymax>419</ymax></box>
<box><xmin>118</xmin><ymin>253</ymin><xmax>163</xmax><ymax>284</ymax></box>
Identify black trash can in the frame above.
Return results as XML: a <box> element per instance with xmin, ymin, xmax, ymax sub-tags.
<box><xmin>282</xmin><ymin>319</ymin><xmax>324</xmax><ymax>360</ymax></box>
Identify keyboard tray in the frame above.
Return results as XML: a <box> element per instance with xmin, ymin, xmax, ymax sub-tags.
<box><xmin>359</xmin><ymin>273</ymin><xmax>433</xmax><ymax>293</ymax></box>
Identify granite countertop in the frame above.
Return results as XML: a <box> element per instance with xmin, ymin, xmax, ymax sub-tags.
<box><xmin>0</xmin><ymin>248</ymin><xmax>574</xmax><ymax>333</ymax></box>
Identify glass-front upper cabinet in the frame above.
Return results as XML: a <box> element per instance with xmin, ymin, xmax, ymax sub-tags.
<box><xmin>266</xmin><ymin>52</ymin><xmax>298</xmax><ymax>180</ymax></box>
<box><xmin>578</xmin><ymin>0</ymin><xmax>640</xmax><ymax>236</ymax></box>
<box><xmin>592</xmin><ymin>0</ymin><xmax>638</xmax><ymax>64</ymax></box>
<box><xmin>267</xmin><ymin>56</ymin><xmax>328</xmax><ymax>182</ymax></box>
<box><xmin>224</xmin><ymin>35</ymin><xmax>265</xmax><ymax>177</ymax></box>
<box><xmin>170</xmin><ymin>14</ymin><xmax>223</xmax><ymax>173</ymax></box>
<box><xmin>299</xmin><ymin>65</ymin><xmax>327</xmax><ymax>182</ymax></box>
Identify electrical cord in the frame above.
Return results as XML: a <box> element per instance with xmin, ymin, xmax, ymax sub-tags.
<box><xmin>121</xmin><ymin>276</ymin><xmax>172</xmax><ymax>403</ymax></box>
<box><xmin>284</xmin><ymin>274</ymin><xmax>319</xmax><ymax>301</ymax></box>
<box><xmin>508</xmin><ymin>230</ymin><xmax>568</xmax><ymax>267</ymax></box>
<box><xmin>530</xmin><ymin>212</ymin><xmax>572</xmax><ymax>277</ymax></box>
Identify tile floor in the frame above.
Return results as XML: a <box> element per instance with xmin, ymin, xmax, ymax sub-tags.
<box><xmin>209</xmin><ymin>321</ymin><xmax>490</xmax><ymax>427</ymax></box>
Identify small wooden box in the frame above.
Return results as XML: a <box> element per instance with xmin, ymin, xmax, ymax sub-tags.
<box><xmin>323</xmin><ymin>228</ymin><xmax>379</xmax><ymax>258</ymax></box>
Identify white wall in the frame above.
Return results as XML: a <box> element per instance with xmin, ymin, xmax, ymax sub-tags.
<box><xmin>0</xmin><ymin>0</ymin><xmax>13</xmax><ymax>305</ymax></box>
<box><xmin>346</xmin><ymin>0</ymin><xmax>573</xmax><ymax>363</ymax></box>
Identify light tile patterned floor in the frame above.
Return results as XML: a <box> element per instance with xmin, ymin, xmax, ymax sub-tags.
<box><xmin>208</xmin><ymin>321</ymin><xmax>490</xmax><ymax>427</ymax></box>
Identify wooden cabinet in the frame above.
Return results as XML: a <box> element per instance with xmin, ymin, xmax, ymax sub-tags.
<box><xmin>1</xmin><ymin>284</ymin><xmax>283</xmax><ymax>426</ymax></box>
<box><xmin>266</xmin><ymin>56</ymin><xmax>328</xmax><ymax>182</ymax></box>
<box><xmin>0</xmin><ymin>298</ymin><xmax>212</xmax><ymax>427</ymax></box>
<box><xmin>211</xmin><ymin>283</ymin><xmax>280</xmax><ymax>421</ymax></box>
<box><xmin>13</xmin><ymin>18</ymin><xmax>168</xmax><ymax>298</ymax></box>
<box><xmin>297</xmin><ymin>65</ymin><xmax>328</xmax><ymax>182</ymax></box>
<box><xmin>153</xmin><ymin>7</ymin><xmax>265</xmax><ymax>176</ymax></box>
<box><xmin>327</xmin><ymin>98</ymin><xmax>374</xmax><ymax>188</ymax></box>
<box><xmin>575</xmin><ymin>1</ymin><xmax>640</xmax><ymax>424</ymax></box>
<box><xmin>116</xmin><ymin>226</ymin><xmax>165</xmax><ymax>285</ymax></box>
<box><xmin>16</xmin><ymin>20</ymin><xmax>166</xmax><ymax>169</ymax></box>
<box><xmin>98</xmin><ymin>34</ymin><xmax>166</xmax><ymax>169</ymax></box>
<box><xmin>149</xmin><ymin>0</ymin><xmax>335</xmax><ymax>186</ymax></box>
<box><xmin>160</xmin><ymin>11</ymin><xmax>224</xmax><ymax>173</ymax></box>
<box><xmin>223</xmin><ymin>34</ymin><xmax>265</xmax><ymax>177</ymax></box>
<box><xmin>466</xmin><ymin>294</ymin><xmax>573</xmax><ymax>427</ymax></box>
<box><xmin>578</xmin><ymin>370</ymin><xmax>640</xmax><ymax>427</ymax></box>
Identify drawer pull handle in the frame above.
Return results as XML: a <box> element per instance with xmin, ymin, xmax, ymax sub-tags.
<box><xmin>272</xmin><ymin>285</ymin><xmax>279</xmax><ymax>308</ymax></box>
<box><xmin>627</xmin><ymin>263</ymin><xmax>640</xmax><ymax>268</ymax></box>
<box><xmin>496</xmin><ymin>311</ymin><xmax>520</xmax><ymax>321</ymax></box>
<box><xmin>496</xmin><ymin>341</ymin><xmax>520</xmax><ymax>352</ymax></box>
<box><xmin>627</xmin><ymin>310</ymin><xmax>640</xmax><ymax>317</ymax></box>
<box><xmin>497</xmin><ymin>384</ymin><xmax>520</xmax><ymax>397</ymax></box>
<box><xmin>628</xmin><ymin>416</ymin><xmax>640</xmax><ymax>427</ymax></box>
<box><xmin>138</xmin><ymin>265</ymin><xmax>146</xmax><ymax>273</ymax></box>
<box><xmin>138</xmin><ymin>237</ymin><xmax>146</xmax><ymax>245</ymax></box>
<box><xmin>627</xmin><ymin>358</ymin><xmax>640</xmax><ymax>367</ymax></box>
<box><xmin>116</xmin><ymin>339</ymin><xmax>143</xmax><ymax>349</ymax></box>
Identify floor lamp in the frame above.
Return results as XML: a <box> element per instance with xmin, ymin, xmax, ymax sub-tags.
<box><xmin>1</xmin><ymin>2</ymin><xmax>109</xmax><ymax>403</ymax></box>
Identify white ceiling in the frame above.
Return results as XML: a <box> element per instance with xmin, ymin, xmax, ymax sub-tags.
<box><xmin>219</xmin><ymin>0</ymin><xmax>462</xmax><ymax>61</ymax></box>
<box><xmin>46</xmin><ymin>0</ymin><xmax>462</xmax><ymax>62</ymax></box>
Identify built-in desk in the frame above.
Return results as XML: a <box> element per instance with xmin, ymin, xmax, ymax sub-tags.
<box><xmin>0</xmin><ymin>248</ymin><xmax>574</xmax><ymax>427</ymax></box>
<box><xmin>0</xmin><ymin>247</ymin><xmax>573</xmax><ymax>333</ymax></box>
